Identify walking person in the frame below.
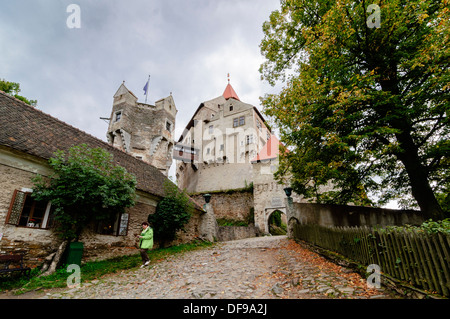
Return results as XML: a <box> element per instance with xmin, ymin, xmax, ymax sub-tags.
<box><xmin>137</xmin><ymin>221</ymin><xmax>153</xmax><ymax>268</ymax></box>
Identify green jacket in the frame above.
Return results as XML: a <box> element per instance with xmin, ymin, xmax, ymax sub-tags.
<box><xmin>139</xmin><ymin>226</ymin><xmax>153</xmax><ymax>250</ymax></box>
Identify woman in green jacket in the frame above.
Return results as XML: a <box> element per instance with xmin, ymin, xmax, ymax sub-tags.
<box><xmin>138</xmin><ymin>221</ymin><xmax>153</xmax><ymax>268</ymax></box>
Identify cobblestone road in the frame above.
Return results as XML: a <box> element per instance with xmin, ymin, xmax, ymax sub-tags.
<box><xmin>34</xmin><ymin>236</ymin><xmax>400</xmax><ymax>299</ymax></box>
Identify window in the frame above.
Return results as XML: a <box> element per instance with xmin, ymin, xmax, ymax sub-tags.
<box><xmin>256</xmin><ymin>120</ymin><xmax>262</xmax><ymax>131</ymax></box>
<box><xmin>229</xmin><ymin>105</ymin><xmax>233</xmax><ymax>111</ymax></box>
<box><xmin>6</xmin><ymin>190</ymin><xmax>54</xmax><ymax>229</ymax></box>
<box><xmin>233</xmin><ymin>116</ymin><xmax>245</xmax><ymax>127</ymax></box>
<box><xmin>96</xmin><ymin>212</ymin><xmax>129</xmax><ymax>236</ymax></box>
<box><xmin>246</xmin><ymin>135</ymin><xmax>254</xmax><ymax>145</ymax></box>
<box><xmin>166</xmin><ymin>120</ymin><xmax>172</xmax><ymax>131</ymax></box>
<box><xmin>115</xmin><ymin>111</ymin><xmax>122</xmax><ymax>122</ymax></box>
<box><xmin>209</xmin><ymin>125</ymin><xmax>214</xmax><ymax>134</ymax></box>
<box><xmin>220</xmin><ymin>144</ymin><xmax>224</xmax><ymax>151</ymax></box>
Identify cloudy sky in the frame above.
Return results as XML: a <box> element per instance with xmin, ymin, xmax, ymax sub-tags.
<box><xmin>0</xmin><ymin>0</ymin><xmax>281</xmax><ymax>144</ymax></box>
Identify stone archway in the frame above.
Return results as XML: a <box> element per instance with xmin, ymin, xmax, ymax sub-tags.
<box><xmin>263</xmin><ymin>208</ymin><xmax>287</xmax><ymax>234</ymax></box>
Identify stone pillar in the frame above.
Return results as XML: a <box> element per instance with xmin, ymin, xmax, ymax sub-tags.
<box><xmin>285</xmin><ymin>196</ymin><xmax>294</xmax><ymax>238</ymax></box>
<box><xmin>199</xmin><ymin>203</ymin><xmax>219</xmax><ymax>242</ymax></box>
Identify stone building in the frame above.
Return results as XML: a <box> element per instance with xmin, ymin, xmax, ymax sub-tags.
<box><xmin>0</xmin><ymin>89</ymin><xmax>207</xmax><ymax>267</ymax></box>
<box><xmin>107</xmin><ymin>82</ymin><xmax>176</xmax><ymax>176</ymax></box>
<box><xmin>176</xmin><ymin>80</ymin><xmax>272</xmax><ymax>193</ymax></box>
<box><xmin>176</xmin><ymin>81</ymin><xmax>297</xmax><ymax>234</ymax></box>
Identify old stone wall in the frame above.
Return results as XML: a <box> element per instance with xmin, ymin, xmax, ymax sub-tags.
<box><xmin>81</xmin><ymin>201</ymin><xmax>205</xmax><ymax>262</ymax></box>
<box><xmin>0</xmin><ymin>154</ymin><xmax>61</xmax><ymax>266</ymax></box>
<box><xmin>217</xmin><ymin>226</ymin><xmax>261</xmax><ymax>242</ymax></box>
<box><xmin>179</xmin><ymin>162</ymin><xmax>254</xmax><ymax>194</ymax></box>
<box><xmin>286</xmin><ymin>201</ymin><xmax>425</xmax><ymax>230</ymax></box>
<box><xmin>191</xmin><ymin>191</ymin><xmax>254</xmax><ymax>222</ymax></box>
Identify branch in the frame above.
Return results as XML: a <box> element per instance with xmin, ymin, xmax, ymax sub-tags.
<box><xmin>416</xmin><ymin>118</ymin><xmax>446</xmax><ymax>148</ymax></box>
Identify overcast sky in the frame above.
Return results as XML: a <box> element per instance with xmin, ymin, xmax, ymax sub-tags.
<box><xmin>1</xmin><ymin>0</ymin><xmax>281</xmax><ymax>139</ymax></box>
<box><xmin>0</xmin><ymin>0</ymin><xmax>283</xmax><ymax>179</ymax></box>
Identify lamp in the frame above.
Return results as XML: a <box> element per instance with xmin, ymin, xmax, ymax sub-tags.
<box><xmin>283</xmin><ymin>187</ymin><xmax>293</xmax><ymax>197</ymax></box>
<box><xmin>203</xmin><ymin>193</ymin><xmax>212</xmax><ymax>204</ymax></box>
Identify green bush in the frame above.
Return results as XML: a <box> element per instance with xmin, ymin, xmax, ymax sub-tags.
<box><xmin>384</xmin><ymin>218</ymin><xmax>450</xmax><ymax>234</ymax></box>
<box><xmin>148</xmin><ymin>181</ymin><xmax>193</xmax><ymax>245</ymax></box>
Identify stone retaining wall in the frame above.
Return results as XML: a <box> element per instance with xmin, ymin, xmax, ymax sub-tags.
<box><xmin>217</xmin><ymin>226</ymin><xmax>261</xmax><ymax>242</ymax></box>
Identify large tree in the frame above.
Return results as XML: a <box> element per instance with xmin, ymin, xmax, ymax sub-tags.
<box><xmin>260</xmin><ymin>0</ymin><xmax>449</xmax><ymax>220</ymax></box>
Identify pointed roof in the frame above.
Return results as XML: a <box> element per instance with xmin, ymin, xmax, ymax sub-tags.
<box><xmin>222</xmin><ymin>83</ymin><xmax>240</xmax><ymax>101</ymax></box>
<box><xmin>251</xmin><ymin>135</ymin><xmax>282</xmax><ymax>163</ymax></box>
<box><xmin>114</xmin><ymin>82</ymin><xmax>137</xmax><ymax>99</ymax></box>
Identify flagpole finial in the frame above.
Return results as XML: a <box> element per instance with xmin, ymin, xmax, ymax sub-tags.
<box><xmin>227</xmin><ymin>73</ymin><xmax>230</xmax><ymax>83</ymax></box>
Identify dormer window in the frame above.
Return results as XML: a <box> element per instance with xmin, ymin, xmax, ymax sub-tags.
<box><xmin>230</xmin><ymin>105</ymin><xmax>233</xmax><ymax>111</ymax></box>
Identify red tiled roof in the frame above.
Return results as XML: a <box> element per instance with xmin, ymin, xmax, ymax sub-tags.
<box><xmin>0</xmin><ymin>91</ymin><xmax>168</xmax><ymax>199</ymax></box>
<box><xmin>222</xmin><ymin>83</ymin><xmax>240</xmax><ymax>101</ymax></box>
<box><xmin>251</xmin><ymin>135</ymin><xmax>282</xmax><ymax>163</ymax></box>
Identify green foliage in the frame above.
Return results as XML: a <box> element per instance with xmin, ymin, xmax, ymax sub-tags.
<box><xmin>268</xmin><ymin>211</ymin><xmax>287</xmax><ymax>235</ymax></box>
<box><xmin>189</xmin><ymin>182</ymin><xmax>254</xmax><ymax>196</ymax></box>
<box><xmin>216</xmin><ymin>218</ymin><xmax>248</xmax><ymax>227</ymax></box>
<box><xmin>32</xmin><ymin>144</ymin><xmax>137</xmax><ymax>240</ymax></box>
<box><xmin>260</xmin><ymin>0</ymin><xmax>449</xmax><ymax>220</ymax></box>
<box><xmin>0</xmin><ymin>79</ymin><xmax>37</xmax><ymax>106</ymax></box>
<box><xmin>384</xmin><ymin>218</ymin><xmax>450</xmax><ymax>235</ymax></box>
<box><xmin>148</xmin><ymin>181</ymin><xmax>193</xmax><ymax>244</ymax></box>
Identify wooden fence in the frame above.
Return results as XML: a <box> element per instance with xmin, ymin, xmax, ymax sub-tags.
<box><xmin>292</xmin><ymin>224</ymin><xmax>450</xmax><ymax>297</ymax></box>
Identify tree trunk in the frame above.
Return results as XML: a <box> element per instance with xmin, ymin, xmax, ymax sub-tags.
<box><xmin>39</xmin><ymin>240</ymin><xmax>69</xmax><ymax>277</ymax></box>
<box><xmin>395</xmin><ymin>130</ymin><xmax>445</xmax><ymax>221</ymax></box>
<box><xmin>376</xmin><ymin>67</ymin><xmax>445</xmax><ymax>221</ymax></box>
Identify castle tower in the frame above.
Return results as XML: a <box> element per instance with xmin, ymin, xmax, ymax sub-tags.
<box><xmin>176</xmin><ymin>80</ymin><xmax>272</xmax><ymax>193</ymax></box>
<box><xmin>107</xmin><ymin>82</ymin><xmax>177</xmax><ymax>176</ymax></box>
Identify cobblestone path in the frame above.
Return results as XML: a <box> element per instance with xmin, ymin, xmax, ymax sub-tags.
<box><xmin>31</xmin><ymin>236</ymin><xmax>400</xmax><ymax>299</ymax></box>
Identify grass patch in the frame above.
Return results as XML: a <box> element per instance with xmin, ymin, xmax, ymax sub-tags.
<box><xmin>216</xmin><ymin>218</ymin><xmax>249</xmax><ymax>227</ymax></box>
<box><xmin>0</xmin><ymin>239</ymin><xmax>213</xmax><ymax>295</ymax></box>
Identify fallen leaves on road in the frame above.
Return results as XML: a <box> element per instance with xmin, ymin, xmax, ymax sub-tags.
<box><xmin>273</xmin><ymin>239</ymin><xmax>388</xmax><ymax>299</ymax></box>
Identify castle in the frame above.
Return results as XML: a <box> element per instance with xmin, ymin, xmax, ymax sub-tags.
<box><xmin>104</xmin><ymin>79</ymin><xmax>293</xmax><ymax>234</ymax></box>
<box><xmin>175</xmin><ymin>79</ymin><xmax>273</xmax><ymax>193</ymax></box>
<box><xmin>106</xmin><ymin>82</ymin><xmax>177</xmax><ymax>176</ymax></box>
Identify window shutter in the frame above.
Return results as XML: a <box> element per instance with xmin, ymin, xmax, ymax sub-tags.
<box><xmin>118</xmin><ymin>213</ymin><xmax>129</xmax><ymax>236</ymax></box>
<box><xmin>5</xmin><ymin>190</ymin><xmax>27</xmax><ymax>225</ymax></box>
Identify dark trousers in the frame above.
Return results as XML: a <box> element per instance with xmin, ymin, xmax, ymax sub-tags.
<box><xmin>140</xmin><ymin>248</ymin><xmax>149</xmax><ymax>263</ymax></box>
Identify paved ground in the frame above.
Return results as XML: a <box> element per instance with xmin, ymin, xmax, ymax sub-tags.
<box><xmin>3</xmin><ymin>236</ymin><xmax>402</xmax><ymax>299</ymax></box>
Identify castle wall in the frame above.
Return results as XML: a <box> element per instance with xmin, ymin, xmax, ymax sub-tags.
<box><xmin>179</xmin><ymin>162</ymin><xmax>254</xmax><ymax>193</ymax></box>
<box><xmin>191</xmin><ymin>191</ymin><xmax>254</xmax><ymax>222</ymax></box>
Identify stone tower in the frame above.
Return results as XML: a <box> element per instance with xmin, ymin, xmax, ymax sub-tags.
<box><xmin>107</xmin><ymin>82</ymin><xmax>177</xmax><ymax>176</ymax></box>
<box><xmin>175</xmin><ymin>81</ymin><xmax>272</xmax><ymax>193</ymax></box>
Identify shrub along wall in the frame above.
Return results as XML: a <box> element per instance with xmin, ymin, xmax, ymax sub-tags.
<box><xmin>292</xmin><ymin>223</ymin><xmax>450</xmax><ymax>298</ymax></box>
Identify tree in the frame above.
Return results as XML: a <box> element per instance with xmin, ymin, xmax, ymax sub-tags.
<box><xmin>148</xmin><ymin>180</ymin><xmax>193</xmax><ymax>246</ymax></box>
<box><xmin>260</xmin><ymin>0</ymin><xmax>449</xmax><ymax>220</ymax></box>
<box><xmin>0</xmin><ymin>79</ymin><xmax>37</xmax><ymax>106</ymax></box>
<box><xmin>32</xmin><ymin>144</ymin><xmax>137</xmax><ymax>241</ymax></box>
